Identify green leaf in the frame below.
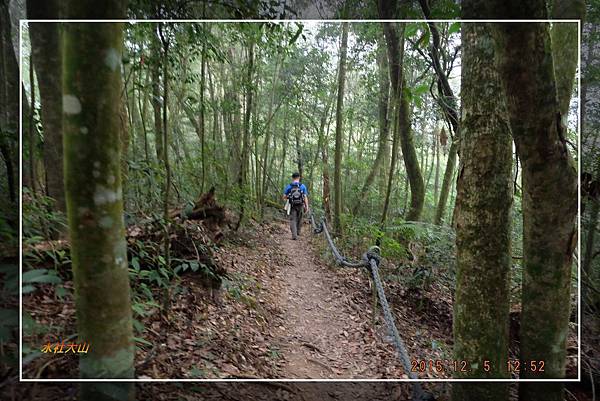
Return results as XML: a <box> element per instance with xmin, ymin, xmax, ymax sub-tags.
<box><xmin>413</xmin><ymin>83</ymin><xmax>430</xmax><ymax>96</ymax></box>
<box><xmin>405</xmin><ymin>24</ymin><xmax>419</xmax><ymax>38</ymax></box>
<box><xmin>22</xmin><ymin>285</ymin><xmax>36</xmax><ymax>294</ymax></box>
<box><xmin>27</xmin><ymin>275</ymin><xmax>62</xmax><ymax>284</ymax></box>
<box><xmin>448</xmin><ymin>22</ymin><xmax>461</xmax><ymax>35</ymax></box>
<box><xmin>134</xmin><ymin>336</ymin><xmax>152</xmax><ymax>346</ymax></box>
<box><xmin>132</xmin><ymin>319</ymin><xmax>145</xmax><ymax>333</ymax></box>
<box><xmin>22</xmin><ymin>268</ymin><xmax>49</xmax><ymax>282</ymax></box>
<box><xmin>55</xmin><ymin>285</ymin><xmax>69</xmax><ymax>299</ymax></box>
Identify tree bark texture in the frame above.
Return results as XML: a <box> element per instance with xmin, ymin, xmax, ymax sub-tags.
<box><xmin>488</xmin><ymin>5</ymin><xmax>578</xmax><ymax>399</ymax></box>
<box><xmin>333</xmin><ymin>22</ymin><xmax>348</xmax><ymax>233</ymax></box>
<box><xmin>62</xmin><ymin>18</ymin><xmax>134</xmax><ymax>387</ymax></box>
<box><xmin>452</xmin><ymin>23</ymin><xmax>513</xmax><ymax>401</ymax></box>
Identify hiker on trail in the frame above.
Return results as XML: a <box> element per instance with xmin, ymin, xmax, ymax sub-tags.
<box><xmin>283</xmin><ymin>172</ymin><xmax>309</xmax><ymax>240</ymax></box>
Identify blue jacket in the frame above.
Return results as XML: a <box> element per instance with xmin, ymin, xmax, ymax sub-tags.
<box><xmin>284</xmin><ymin>181</ymin><xmax>308</xmax><ymax>197</ymax></box>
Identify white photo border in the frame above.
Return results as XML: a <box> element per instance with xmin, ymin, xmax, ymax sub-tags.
<box><xmin>18</xmin><ymin>18</ymin><xmax>582</xmax><ymax>383</ymax></box>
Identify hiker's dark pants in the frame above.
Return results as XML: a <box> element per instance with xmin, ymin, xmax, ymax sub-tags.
<box><xmin>289</xmin><ymin>206</ymin><xmax>303</xmax><ymax>239</ymax></box>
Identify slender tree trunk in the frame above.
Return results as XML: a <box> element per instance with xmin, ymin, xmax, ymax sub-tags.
<box><xmin>151</xmin><ymin>38</ymin><xmax>163</xmax><ymax>162</ymax></box>
<box><xmin>235</xmin><ymin>40</ymin><xmax>254</xmax><ymax>230</ymax></box>
<box><xmin>259</xmin><ymin>56</ymin><xmax>282</xmax><ymax>214</ymax></box>
<box><xmin>27</xmin><ymin>2</ymin><xmax>65</xmax><ymax>209</ymax></box>
<box><xmin>486</xmin><ymin>3</ymin><xmax>580</xmax><ymax>399</ymax></box>
<box><xmin>433</xmin><ymin>127</ymin><xmax>440</xmax><ymax>206</ymax></box>
<box><xmin>0</xmin><ymin>0</ymin><xmax>18</xmax><ymax>205</ymax></box>
<box><xmin>199</xmin><ymin>29</ymin><xmax>207</xmax><ymax>193</ymax></box>
<box><xmin>583</xmin><ymin>200</ymin><xmax>599</xmax><ymax>306</ymax></box>
<box><xmin>352</xmin><ymin>39</ymin><xmax>390</xmax><ymax>215</ymax></box>
<box><xmin>137</xmin><ymin>68</ymin><xmax>150</xmax><ymax>163</ymax></box>
<box><xmin>27</xmin><ymin>54</ymin><xmax>36</xmax><ymax>193</ymax></box>
<box><xmin>424</xmin><ymin>136</ymin><xmax>435</xmax><ymax>194</ymax></box>
<box><xmin>333</xmin><ymin>22</ymin><xmax>348</xmax><ymax>233</ymax></box>
<box><xmin>551</xmin><ymin>0</ymin><xmax>585</xmax><ymax>128</ymax></box>
<box><xmin>379</xmin><ymin>113</ymin><xmax>390</xmax><ymax>204</ymax></box>
<box><xmin>62</xmin><ymin>17</ymin><xmax>134</xmax><ymax>394</ymax></box>
<box><xmin>451</xmin><ymin>22</ymin><xmax>513</xmax><ymax>401</ymax></box>
<box><xmin>435</xmin><ymin>141</ymin><xmax>457</xmax><ymax>224</ymax></box>
<box><xmin>381</xmin><ymin>18</ymin><xmax>424</xmax><ymax>221</ymax></box>
<box><xmin>381</xmin><ymin>98</ymin><xmax>400</xmax><ymax>226</ymax></box>
<box><xmin>294</xmin><ymin>123</ymin><xmax>303</xmax><ymax>177</ymax></box>
<box><xmin>159</xmin><ymin>25</ymin><xmax>171</xmax><ymax>269</ymax></box>
<box><xmin>417</xmin><ymin>2</ymin><xmax>462</xmax><ymax>225</ymax></box>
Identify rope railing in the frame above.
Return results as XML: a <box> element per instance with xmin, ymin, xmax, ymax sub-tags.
<box><xmin>307</xmin><ymin>211</ymin><xmax>433</xmax><ymax>401</ymax></box>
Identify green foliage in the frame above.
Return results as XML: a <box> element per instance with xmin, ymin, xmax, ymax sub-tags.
<box><xmin>128</xmin><ymin>237</ymin><xmax>175</xmax><ymax>289</ymax></box>
<box><xmin>22</xmin><ymin>188</ymin><xmax>67</xmax><ymax>239</ymax></box>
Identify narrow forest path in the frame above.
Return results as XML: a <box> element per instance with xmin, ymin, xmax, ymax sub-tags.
<box><xmin>269</xmin><ymin>219</ymin><xmax>404</xmax><ymax>379</ymax></box>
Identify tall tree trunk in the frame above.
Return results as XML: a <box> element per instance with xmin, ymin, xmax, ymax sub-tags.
<box><xmin>451</xmin><ymin>22</ymin><xmax>513</xmax><ymax>401</ymax></box>
<box><xmin>62</xmin><ymin>17</ymin><xmax>134</xmax><ymax>394</ymax></box>
<box><xmin>486</xmin><ymin>3</ymin><xmax>580</xmax><ymax>399</ymax></box>
<box><xmin>158</xmin><ymin>24</ymin><xmax>171</xmax><ymax>269</ymax></box>
<box><xmin>137</xmin><ymin>68</ymin><xmax>150</xmax><ymax>163</ymax></box>
<box><xmin>433</xmin><ymin>127</ymin><xmax>440</xmax><ymax>206</ymax></box>
<box><xmin>259</xmin><ymin>56</ymin><xmax>282</xmax><ymax>214</ymax></box>
<box><xmin>199</xmin><ymin>29</ymin><xmax>207</xmax><ymax>193</ymax></box>
<box><xmin>333</xmin><ymin>22</ymin><xmax>348</xmax><ymax>233</ymax></box>
<box><xmin>0</xmin><ymin>0</ymin><xmax>19</xmax><ymax>205</ymax></box>
<box><xmin>435</xmin><ymin>141</ymin><xmax>457</xmax><ymax>224</ymax></box>
<box><xmin>424</xmin><ymin>135</ymin><xmax>435</xmax><ymax>194</ymax></box>
<box><xmin>381</xmin><ymin>96</ymin><xmax>400</xmax><ymax>226</ymax></box>
<box><xmin>417</xmin><ymin>1</ymin><xmax>462</xmax><ymax>226</ymax></box>
<box><xmin>352</xmin><ymin>39</ymin><xmax>390</xmax><ymax>215</ymax></box>
<box><xmin>581</xmin><ymin>20</ymin><xmax>597</xmax><ymax>314</ymax></box>
<box><xmin>27</xmin><ymin>53</ymin><xmax>37</xmax><ymax>193</ymax></box>
<box><xmin>379</xmin><ymin>114</ymin><xmax>391</xmax><ymax>205</ymax></box>
<box><xmin>583</xmin><ymin>200</ymin><xmax>599</xmax><ymax>307</ymax></box>
<box><xmin>381</xmin><ymin>18</ymin><xmax>424</xmax><ymax>221</ymax></box>
<box><xmin>151</xmin><ymin>38</ymin><xmax>163</xmax><ymax>162</ymax></box>
<box><xmin>551</xmin><ymin>0</ymin><xmax>585</xmax><ymax>127</ymax></box>
<box><xmin>294</xmin><ymin>123</ymin><xmax>303</xmax><ymax>178</ymax></box>
<box><xmin>235</xmin><ymin>40</ymin><xmax>254</xmax><ymax>230</ymax></box>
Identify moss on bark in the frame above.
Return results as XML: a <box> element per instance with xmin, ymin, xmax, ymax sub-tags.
<box><xmin>63</xmin><ymin>21</ymin><xmax>134</xmax><ymax>385</ymax></box>
<box><xmin>452</xmin><ymin>22</ymin><xmax>512</xmax><ymax>401</ymax></box>
<box><xmin>490</xmin><ymin>16</ymin><xmax>578</xmax><ymax>401</ymax></box>
<box><xmin>27</xmin><ymin>1</ymin><xmax>65</xmax><ymax>211</ymax></box>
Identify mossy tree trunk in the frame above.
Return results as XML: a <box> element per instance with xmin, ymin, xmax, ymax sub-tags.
<box><xmin>434</xmin><ymin>141</ymin><xmax>457</xmax><ymax>225</ymax></box>
<box><xmin>333</xmin><ymin>22</ymin><xmax>348</xmax><ymax>233</ymax></box>
<box><xmin>27</xmin><ymin>1</ymin><xmax>65</xmax><ymax>211</ymax></box>
<box><xmin>451</xmin><ymin>22</ymin><xmax>513</xmax><ymax>401</ymax></box>
<box><xmin>62</xmin><ymin>15</ymin><xmax>134</xmax><ymax>396</ymax></box>
<box><xmin>380</xmin><ymin>12</ymin><xmax>424</xmax><ymax>222</ymax></box>
<box><xmin>0</xmin><ymin>0</ymin><xmax>18</xmax><ymax>205</ymax></box>
<box><xmin>487</xmin><ymin>2</ymin><xmax>579</xmax><ymax>400</ymax></box>
<box><xmin>352</xmin><ymin>39</ymin><xmax>390</xmax><ymax>215</ymax></box>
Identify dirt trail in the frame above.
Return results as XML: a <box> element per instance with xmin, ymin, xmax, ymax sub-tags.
<box><xmin>272</xmin><ymin>219</ymin><xmax>397</xmax><ymax>379</ymax></box>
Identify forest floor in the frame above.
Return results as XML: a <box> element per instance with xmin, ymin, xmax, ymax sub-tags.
<box><xmin>17</xmin><ymin>214</ymin><xmax>587</xmax><ymax>400</ymax></box>
<box><xmin>21</xmin><ymin>216</ymin><xmax>452</xmax><ymax>383</ymax></box>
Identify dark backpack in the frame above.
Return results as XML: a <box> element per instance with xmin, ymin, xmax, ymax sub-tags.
<box><xmin>289</xmin><ymin>183</ymin><xmax>304</xmax><ymax>206</ymax></box>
